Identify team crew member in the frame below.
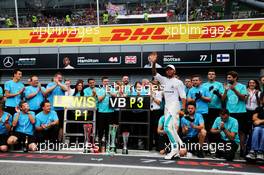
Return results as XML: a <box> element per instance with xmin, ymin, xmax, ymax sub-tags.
<box><xmin>7</xmin><ymin>101</ymin><xmax>37</xmax><ymax>152</ymax></box>
<box><xmin>260</xmin><ymin>75</ymin><xmax>264</xmax><ymax>92</ymax></box>
<box><xmin>0</xmin><ymin>100</ymin><xmax>12</xmax><ymax>152</ymax></box>
<box><xmin>45</xmin><ymin>72</ymin><xmax>67</xmax><ymax>142</ymax></box>
<box><xmin>211</xmin><ymin>109</ymin><xmax>240</xmax><ymax>161</ymax></box>
<box><xmin>35</xmin><ymin>101</ymin><xmax>59</xmax><ymax>145</ymax></box>
<box><xmin>202</xmin><ymin>70</ymin><xmax>224</xmax><ymax>132</ymax></box>
<box><xmin>246</xmin><ymin>80</ymin><xmax>261</xmax><ymax>134</ymax></box>
<box><xmin>65</xmin><ymin>79</ymin><xmax>74</xmax><ymax>96</ymax></box>
<box><xmin>246</xmin><ymin>92</ymin><xmax>264</xmax><ymax>161</ymax></box>
<box><xmin>184</xmin><ymin>78</ymin><xmax>193</xmax><ymax>97</ymax></box>
<box><xmin>187</xmin><ymin>75</ymin><xmax>211</xmax><ymax>129</ymax></box>
<box><xmin>150</xmin><ymin>80</ymin><xmax>163</xmax><ymax>150</ymax></box>
<box><xmin>157</xmin><ymin>115</ymin><xmax>170</xmax><ymax>154</ymax></box>
<box><xmin>181</xmin><ymin>102</ymin><xmax>206</xmax><ymax>158</ymax></box>
<box><xmin>0</xmin><ymin>86</ymin><xmax>3</xmax><ymax>98</ymax></box>
<box><xmin>84</xmin><ymin>78</ymin><xmax>100</xmax><ymax>107</ymax></box>
<box><xmin>152</xmin><ymin>59</ymin><xmax>186</xmax><ymax>160</ymax></box>
<box><xmin>121</xmin><ymin>75</ymin><xmax>131</xmax><ymax>96</ymax></box>
<box><xmin>4</xmin><ymin>69</ymin><xmax>25</xmax><ymax>115</ymax></box>
<box><xmin>222</xmin><ymin>71</ymin><xmax>248</xmax><ymax>157</ymax></box>
<box><xmin>24</xmin><ymin>75</ymin><xmax>46</xmax><ymax>114</ymax></box>
<box><xmin>97</xmin><ymin>77</ymin><xmax>116</xmax><ymax>151</ymax></box>
<box><xmin>73</xmin><ymin>80</ymin><xmax>84</xmax><ymax>96</ymax></box>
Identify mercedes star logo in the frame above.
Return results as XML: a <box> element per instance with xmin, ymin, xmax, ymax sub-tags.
<box><xmin>3</xmin><ymin>56</ymin><xmax>14</xmax><ymax>68</ymax></box>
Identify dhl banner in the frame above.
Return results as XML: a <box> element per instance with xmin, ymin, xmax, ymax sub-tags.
<box><xmin>0</xmin><ymin>19</ymin><xmax>263</xmax><ymax>47</ymax></box>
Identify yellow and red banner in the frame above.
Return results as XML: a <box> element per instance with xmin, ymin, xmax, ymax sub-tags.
<box><xmin>0</xmin><ymin>19</ymin><xmax>263</xmax><ymax>47</ymax></box>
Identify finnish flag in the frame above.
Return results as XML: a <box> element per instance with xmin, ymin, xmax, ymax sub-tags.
<box><xmin>216</xmin><ymin>54</ymin><xmax>230</xmax><ymax>62</ymax></box>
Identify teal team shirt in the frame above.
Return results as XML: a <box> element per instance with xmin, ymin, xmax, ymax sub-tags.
<box><xmin>226</xmin><ymin>83</ymin><xmax>247</xmax><ymax>113</ymax></box>
<box><xmin>0</xmin><ymin>112</ymin><xmax>12</xmax><ymax>135</ymax></box>
<box><xmin>84</xmin><ymin>87</ymin><xmax>100</xmax><ymax>107</ymax></box>
<box><xmin>97</xmin><ymin>87</ymin><xmax>115</xmax><ymax>113</ymax></box>
<box><xmin>24</xmin><ymin>86</ymin><xmax>46</xmax><ymax>110</ymax></box>
<box><xmin>181</xmin><ymin>113</ymin><xmax>204</xmax><ymax>138</ymax></box>
<box><xmin>14</xmin><ymin>111</ymin><xmax>35</xmax><ymax>136</ymax></box>
<box><xmin>0</xmin><ymin>87</ymin><xmax>3</xmax><ymax>97</ymax></box>
<box><xmin>212</xmin><ymin>116</ymin><xmax>240</xmax><ymax>144</ymax></box>
<box><xmin>35</xmin><ymin>111</ymin><xmax>59</xmax><ymax>130</ymax></box>
<box><xmin>187</xmin><ymin>86</ymin><xmax>211</xmax><ymax>114</ymax></box>
<box><xmin>202</xmin><ymin>81</ymin><xmax>224</xmax><ymax>109</ymax></box>
<box><xmin>46</xmin><ymin>82</ymin><xmax>65</xmax><ymax>111</ymax></box>
<box><xmin>4</xmin><ymin>80</ymin><xmax>24</xmax><ymax>107</ymax></box>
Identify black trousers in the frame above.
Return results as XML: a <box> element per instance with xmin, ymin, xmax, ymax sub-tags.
<box><xmin>97</xmin><ymin>112</ymin><xmax>115</xmax><ymax>144</ymax></box>
<box><xmin>206</xmin><ymin>108</ymin><xmax>221</xmax><ymax>142</ymax></box>
<box><xmin>35</xmin><ymin>125</ymin><xmax>59</xmax><ymax>143</ymax></box>
<box><xmin>215</xmin><ymin>137</ymin><xmax>239</xmax><ymax>161</ymax></box>
<box><xmin>150</xmin><ymin>109</ymin><xmax>163</xmax><ymax>149</ymax></box>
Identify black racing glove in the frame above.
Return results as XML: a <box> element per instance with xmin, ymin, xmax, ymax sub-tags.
<box><xmin>195</xmin><ymin>92</ymin><xmax>202</xmax><ymax>100</ymax></box>
<box><xmin>209</xmin><ymin>86</ymin><xmax>214</xmax><ymax>91</ymax></box>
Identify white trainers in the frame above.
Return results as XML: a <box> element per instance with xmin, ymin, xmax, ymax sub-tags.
<box><xmin>256</xmin><ymin>153</ymin><xmax>264</xmax><ymax>161</ymax></box>
<box><xmin>164</xmin><ymin>149</ymin><xmax>180</xmax><ymax>160</ymax></box>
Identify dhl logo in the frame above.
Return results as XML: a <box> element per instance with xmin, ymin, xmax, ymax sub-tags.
<box><xmin>29</xmin><ymin>31</ymin><xmax>82</xmax><ymax>43</ymax></box>
<box><xmin>109</xmin><ymin>23</ymin><xmax>264</xmax><ymax>41</ymax></box>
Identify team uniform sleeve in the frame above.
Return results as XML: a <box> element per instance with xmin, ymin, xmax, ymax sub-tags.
<box><xmin>4</xmin><ymin>81</ymin><xmax>11</xmax><ymax>92</ymax></box>
<box><xmin>35</xmin><ymin>115</ymin><xmax>41</xmax><ymax>127</ymax></box>
<box><xmin>239</xmin><ymin>84</ymin><xmax>248</xmax><ymax>96</ymax></box>
<box><xmin>154</xmin><ymin>73</ymin><xmax>166</xmax><ymax>85</ymax></box>
<box><xmin>52</xmin><ymin>111</ymin><xmax>59</xmax><ymax>121</ymax></box>
<box><xmin>0</xmin><ymin>87</ymin><xmax>3</xmax><ymax>97</ymax></box>
<box><xmin>199</xmin><ymin>114</ymin><xmax>205</xmax><ymax>125</ymax></box>
<box><xmin>212</xmin><ymin>117</ymin><xmax>219</xmax><ymax>129</ymax></box>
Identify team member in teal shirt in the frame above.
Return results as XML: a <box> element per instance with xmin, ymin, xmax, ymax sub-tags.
<box><xmin>45</xmin><ymin>72</ymin><xmax>67</xmax><ymax>142</ymax></box>
<box><xmin>7</xmin><ymin>101</ymin><xmax>37</xmax><ymax>152</ymax></box>
<box><xmin>0</xmin><ymin>101</ymin><xmax>12</xmax><ymax>152</ymax></box>
<box><xmin>222</xmin><ymin>71</ymin><xmax>248</xmax><ymax>157</ymax></box>
<box><xmin>181</xmin><ymin>102</ymin><xmax>206</xmax><ymax>158</ymax></box>
<box><xmin>211</xmin><ymin>109</ymin><xmax>240</xmax><ymax>161</ymax></box>
<box><xmin>84</xmin><ymin>78</ymin><xmax>100</xmax><ymax>107</ymax></box>
<box><xmin>24</xmin><ymin>75</ymin><xmax>46</xmax><ymax>114</ymax></box>
<box><xmin>187</xmin><ymin>74</ymin><xmax>211</xmax><ymax>117</ymax></box>
<box><xmin>0</xmin><ymin>86</ymin><xmax>3</xmax><ymax>98</ymax></box>
<box><xmin>35</xmin><ymin>101</ymin><xmax>59</xmax><ymax>145</ymax></box>
<box><xmin>73</xmin><ymin>80</ymin><xmax>85</xmax><ymax>97</ymax></box>
<box><xmin>97</xmin><ymin>77</ymin><xmax>116</xmax><ymax>151</ymax></box>
<box><xmin>202</xmin><ymin>70</ymin><xmax>224</xmax><ymax>134</ymax></box>
<box><xmin>4</xmin><ymin>69</ymin><xmax>25</xmax><ymax>115</ymax></box>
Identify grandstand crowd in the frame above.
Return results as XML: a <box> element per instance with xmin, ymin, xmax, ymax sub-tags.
<box><xmin>0</xmin><ymin>68</ymin><xmax>264</xmax><ymax>162</ymax></box>
<box><xmin>1</xmin><ymin>0</ymin><xmax>263</xmax><ymax>27</ymax></box>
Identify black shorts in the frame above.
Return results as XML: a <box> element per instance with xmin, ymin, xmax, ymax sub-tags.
<box><xmin>230</xmin><ymin>113</ymin><xmax>248</xmax><ymax>134</ymax></box>
<box><xmin>0</xmin><ymin>134</ymin><xmax>8</xmax><ymax>146</ymax></box>
<box><xmin>12</xmin><ymin>132</ymin><xmax>36</xmax><ymax>144</ymax></box>
<box><xmin>56</xmin><ymin>110</ymin><xmax>64</xmax><ymax>128</ymax></box>
<box><xmin>5</xmin><ymin>106</ymin><xmax>16</xmax><ymax>116</ymax></box>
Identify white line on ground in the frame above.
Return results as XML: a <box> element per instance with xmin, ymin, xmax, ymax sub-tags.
<box><xmin>0</xmin><ymin>160</ymin><xmax>261</xmax><ymax>175</ymax></box>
